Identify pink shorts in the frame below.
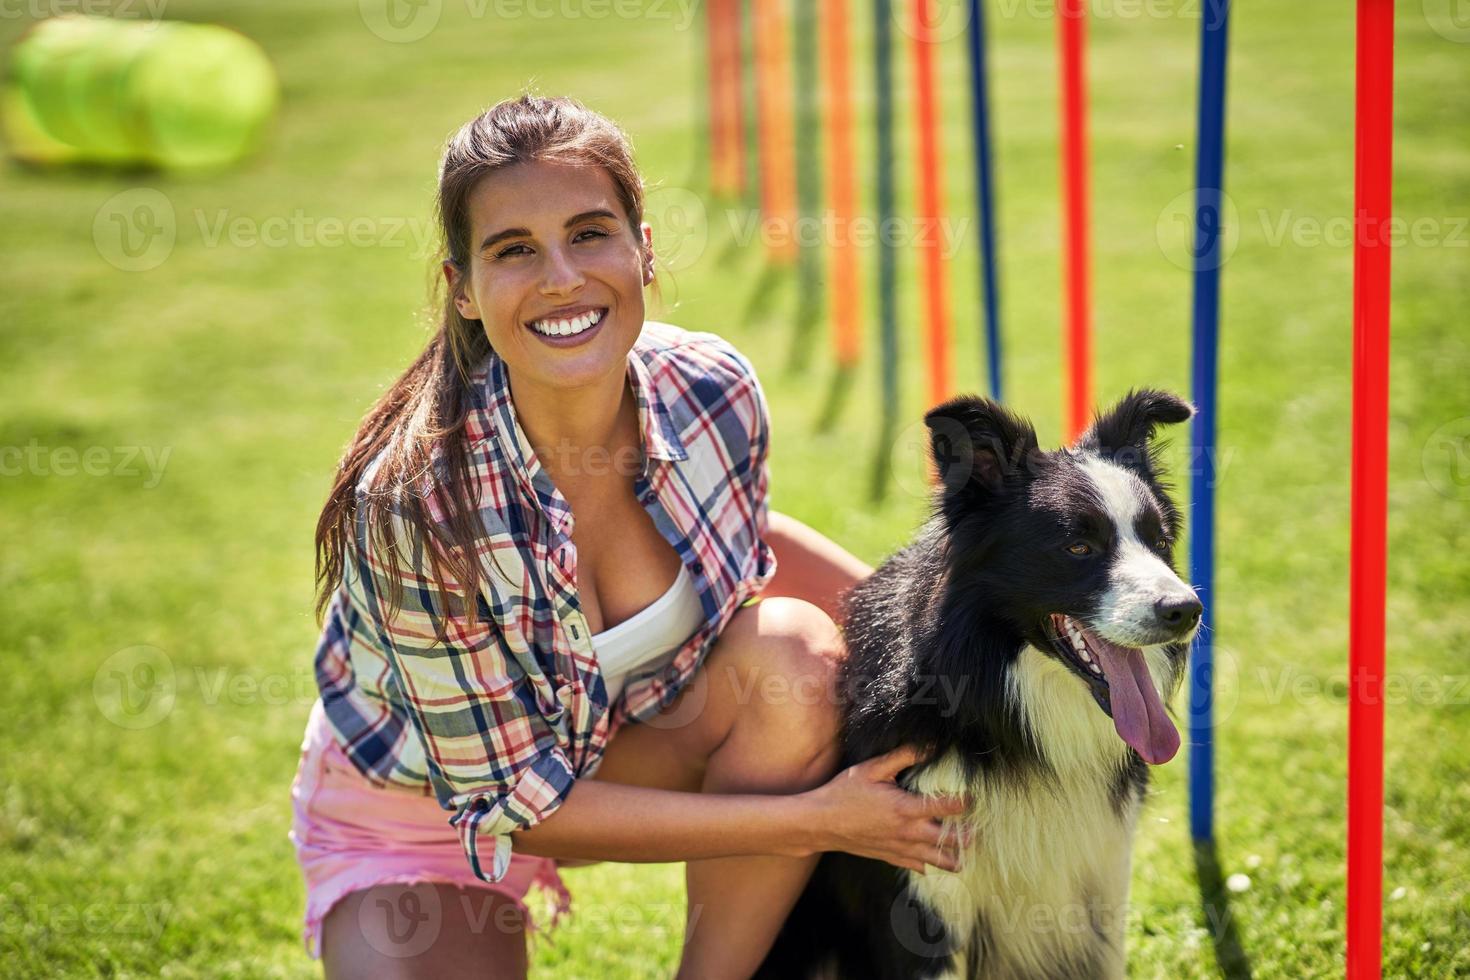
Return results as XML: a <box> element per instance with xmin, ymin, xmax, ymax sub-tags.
<box><xmin>288</xmin><ymin>700</ymin><xmax>573</xmax><ymax>960</ymax></box>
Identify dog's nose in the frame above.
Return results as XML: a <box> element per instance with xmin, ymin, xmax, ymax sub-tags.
<box><xmin>1154</xmin><ymin>595</ymin><xmax>1203</xmax><ymax>631</ymax></box>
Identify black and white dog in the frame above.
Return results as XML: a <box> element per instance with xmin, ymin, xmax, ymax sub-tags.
<box><xmin>756</xmin><ymin>389</ymin><xmax>1203</xmax><ymax>980</ymax></box>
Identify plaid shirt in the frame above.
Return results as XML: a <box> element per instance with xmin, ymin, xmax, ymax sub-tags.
<box><xmin>312</xmin><ymin>320</ymin><xmax>777</xmax><ymax>883</ymax></box>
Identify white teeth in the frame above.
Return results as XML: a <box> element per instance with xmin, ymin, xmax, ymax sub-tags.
<box><xmin>533</xmin><ymin>309</ymin><xmax>603</xmax><ymax>336</ymax></box>
<box><xmin>1060</xmin><ymin>616</ymin><xmax>1098</xmax><ymax>670</ymax></box>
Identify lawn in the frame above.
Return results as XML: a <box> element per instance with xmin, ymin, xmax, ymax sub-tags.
<box><xmin>1</xmin><ymin>0</ymin><xmax>1467</xmax><ymax>976</ymax></box>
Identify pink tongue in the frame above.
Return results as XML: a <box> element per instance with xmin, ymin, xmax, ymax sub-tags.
<box><xmin>1091</xmin><ymin>634</ymin><xmax>1180</xmax><ymax>764</ymax></box>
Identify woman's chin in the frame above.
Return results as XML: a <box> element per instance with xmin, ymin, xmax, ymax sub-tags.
<box><xmin>518</xmin><ymin>344</ymin><xmax>630</xmax><ymax>391</ymax></box>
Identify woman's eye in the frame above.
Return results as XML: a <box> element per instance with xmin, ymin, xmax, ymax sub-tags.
<box><xmin>1067</xmin><ymin>542</ymin><xmax>1093</xmax><ymax>557</ymax></box>
<box><xmin>495</xmin><ymin>229</ymin><xmax>605</xmax><ymax>260</ymax></box>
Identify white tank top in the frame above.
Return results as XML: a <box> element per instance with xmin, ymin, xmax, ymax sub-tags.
<box><xmin>590</xmin><ymin>563</ymin><xmax>706</xmax><ymax>706</ymax></box>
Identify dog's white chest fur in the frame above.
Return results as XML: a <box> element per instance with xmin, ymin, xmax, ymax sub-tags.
<box><xmin>903</xmin><ymin>645</ymin><xmax>1166</xmax><ymax>980</ymax></box>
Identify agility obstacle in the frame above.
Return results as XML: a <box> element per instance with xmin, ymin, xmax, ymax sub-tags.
<box><xmin>1055</xmin><ymin>0</ymin><xmax>1092</xmax><ymax>442</ymax></box>
<box><xmin>752</xmin><ymin>0</ymin><xmax>799</xmax><ymax>264</ymax></box>
<box><xmin>699</xmin><ymin>5</ymin><xmax>1397</xmax><ymax>968</ymax></box>
<box><xmin>872</xmin><ymin>0</ymin><xmax>901</xmax><ymax>492</ymax></box>
<box><xmin>912</xmin><ymin>0</ymin><xmax>953</xmax><ymax>407</ymax></box>
<box><xmin>791</xmin><ymin>0</ymin><xmax>825</xmax><ymax>371</ymax></box>
<box><xmin>821</xmin><ymin>0</ymin><xmax>861</xmax><ymax>372</ymax></box>
<box><xmin>966</xmin><ymin>0</ymin><xmax>1002</xmax><ymax>402</ymax></box>
<box><xmin>705</xmin><ymin>0</ymin><xmax>746</xmax><ymax>198</ymax></box>
<box><xmin>1347</xmin><ymin>2</ymin><xmax>1395</xmax><ymax>976</ymax></box>
<box><xmin>1187</xmin><ymin>0</ymin><xmax>1230</xmax><ymax>848</ymax></box>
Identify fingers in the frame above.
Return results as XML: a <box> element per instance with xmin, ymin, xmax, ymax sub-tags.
<box><xmin>914</xmin><ymin>819</ymin><xmax>973</xmax><ymax>855</ymax></box>
<box><xmin>889</xmin><ymin>843</ymin><xmax>963</xmax><ymax>875</ymax></box>
<box><xmin>874</xmin><ymin>813</ymin><xmax>971</xmax><ymax>874</ymax></box>
<box><xmin>865</xmin><ymin>742</ymin><xmax>929</xmax><ymax>781</ymax></box>
<box><xmin>919</xmin><ymin>792</ymin><xmax>972</xmax><ymax>817</ymax></box>
<box><xmin>895</xmin><ymin>791</ymin><xmax>970</xmax><ymax>820</ymax></box>
<box><xmin>892</xmin><ymin>818</ymin><xmax>971</xmax><ymax>875</ymax></box>
<box><xmin>924</xmin><ymin>844</ymin><xmax>961</xmax><ymax>873</ymax></box>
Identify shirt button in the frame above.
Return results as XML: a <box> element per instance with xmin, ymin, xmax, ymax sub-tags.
<box><xmin>691</xmin><ymin>560</ymin><xmax>704</xmax><ymax>575</ymax></box>
<box><xmin>473</xmin><ymin>798</ymin><xmax>490</xmax><ymax>813</ymax></box>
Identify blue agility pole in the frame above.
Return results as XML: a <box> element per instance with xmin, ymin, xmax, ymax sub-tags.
<box><xmin>966</xmin><ymin>0</ymin><xmax>1002</xmax><ymax>401</ymax></box>
<box><xmin>1188</xmin><ymin>0</ymin><xmax>1231</xmax><ymax>844</ymax></box>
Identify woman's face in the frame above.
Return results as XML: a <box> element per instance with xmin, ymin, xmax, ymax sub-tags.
<box><xmin>447</xmin><ymin>159</ymin><xmax>654</xmax><ymax>392</ymax></box>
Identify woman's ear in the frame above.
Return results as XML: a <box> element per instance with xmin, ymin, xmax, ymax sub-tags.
<box><xmin>443</xmin><ymin>260</ymin><xmax>479</xmax><ymax>319</ymax></box>
<box><xmin>640</xmin><ymin>222</ymin><xmax>655</xmax><ymax>285</ymax></box>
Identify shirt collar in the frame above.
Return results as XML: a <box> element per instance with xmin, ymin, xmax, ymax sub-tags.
<box><xmin>479</xmin><ymin>338</ymin><xmax>689</xmax><ymax>530</ymax></box>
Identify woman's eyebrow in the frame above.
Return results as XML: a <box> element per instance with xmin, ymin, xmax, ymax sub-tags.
<box><xmin>478</xmin><ymin>209</ymin><xmax>619</xmax><ymax>251</ymax></box>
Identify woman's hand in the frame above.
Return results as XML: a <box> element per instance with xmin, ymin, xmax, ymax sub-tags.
<box><xmin>799</xmin><ymin>743</ymin><xmax>974</xmax><ymax>873</ymax></box>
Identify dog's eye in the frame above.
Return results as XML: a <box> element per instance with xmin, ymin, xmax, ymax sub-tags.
<box><xmin>1066</xmin><ymin>542</ymin><xmax>1093</xmax><ymax>557</ymax></box>
<box><xmin>1154</xmin><ymin>537</ymin><xmax>1170</xmax><ymax>552</ymax></box>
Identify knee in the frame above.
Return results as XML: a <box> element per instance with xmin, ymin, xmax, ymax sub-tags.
<box><xmin>752</xmin><ymin>596</ymin><xmax>847</xmax><ymax>699</ymax></box>
<box><xmin>719</xmin><ymin>597</ymin><xmax>847</xmax><ymax>762</ymax></box>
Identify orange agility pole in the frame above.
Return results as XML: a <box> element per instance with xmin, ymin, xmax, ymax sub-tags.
<box><xmin>912</xmin><ymin>0</ymin><xmax>952</xmax><ymax>406</ymax></box>
<box><xmin>1057</xmin><ymin>0</ymin><xmax>1092</xmax><ymax>440</ymax></box>
<box><xmin>1346</xmin><ymin>2</ymin><xmax>1394</xmax><ymax>977</ymax></box>
<box><xmin>753</xmin><ymin>0</ymin><xmax>799</xmax><ymax>264</ymax></box>
<box><xmin>822</xmin><ymin>0</ymin><xmax>860</xmax><ymax>367</ymax></box>
<box><xmin>707</xmin><ymin>0</ymin><xmax>745</xmax><ymax>198</ymax></box>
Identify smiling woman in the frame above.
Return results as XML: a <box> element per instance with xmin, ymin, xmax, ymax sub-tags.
<box><xmin>446</xmin><ymin>161</ymin><xmax>652</xmax><ymax>391</ymax></box>
<box><xmin>446</xmin><ymin>160</ymin><xmax>649</xmax><ymax>376</ymax></box>
<box><xmin>290</xmin><ymin>93</ymin><xmax>950</xmax><ymax>980</ymax></box>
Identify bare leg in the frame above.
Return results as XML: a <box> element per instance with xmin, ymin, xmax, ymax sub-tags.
<box><xmin>676</xmin><ymin>715</ymin><xmax>841</xmax><ymax>979</ymax></box>
<box><xmin>322</xmin><ymin>883</ymin><xmax>529</xmax><ymax>980</ymax></box>
<box><xmin>586</xmin><ymin>598</ymin><xmax>848</xmax><ymax>979</ymax></box>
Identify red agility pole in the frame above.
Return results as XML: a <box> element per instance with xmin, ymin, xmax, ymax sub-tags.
<box><xmin>1347</xmin><ymin>2</ymin><xmax>1394</xmax><ymax>978</ymax></box>
<box><xmin>821</xmin><ymin>0</ymin><xmax>860</xmax><ymax>367</ymax></box>
<box><xmin>913</xmin><ymin>0</ymin><xmax>952</xmax><ymax>406</ymax></box>
<box><xmin>1057</xmin><ymin>0</ymin><xmax>1091</xmax><ymax>440</ymax></box>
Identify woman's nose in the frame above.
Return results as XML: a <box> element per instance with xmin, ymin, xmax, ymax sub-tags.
<box><xmin>539</xmin><ymin>247</ymin><xmax>585</xmax><ymax>294</ymax></box>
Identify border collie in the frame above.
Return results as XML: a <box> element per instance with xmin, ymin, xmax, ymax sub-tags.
<box><xmin>755</xmin><ymin>389</ymin><xmax>1202</xmax><ymax>980</ymax></box>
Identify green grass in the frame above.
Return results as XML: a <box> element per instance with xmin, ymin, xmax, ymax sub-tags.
<box><xmin>1</xmin><ymin>0</ymin><xmax>1467</xmax><ymax>976</ymax></box>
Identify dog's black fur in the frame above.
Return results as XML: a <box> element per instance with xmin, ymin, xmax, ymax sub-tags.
<box><xmin>754</xmin><ymin>389</ymin><xmax>1199</xmax><ymax>980</ymax></box>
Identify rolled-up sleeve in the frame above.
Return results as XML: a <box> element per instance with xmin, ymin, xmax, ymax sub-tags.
<box><xmin>348</xmin><ymin>498</ymin><xmax>575</xmax><ymax>883</ymax></box>
<box><xmin>449</xmin><ymin>746</ymin><xmax>575</xmax><ymax>882</ymax></box>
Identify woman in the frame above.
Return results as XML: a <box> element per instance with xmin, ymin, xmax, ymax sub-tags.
<box><xmin>290</xmin><ymin>94</ymin><xmax>970</xmax><ymax>980</ymax></box>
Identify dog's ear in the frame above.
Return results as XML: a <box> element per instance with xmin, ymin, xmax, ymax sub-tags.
<box><xmin>1077</xmin><ymin>388</ymin><xmax>1193</xmax><ymax>475</ymax></box>
<box><xmin>924</xmin><ymin>396</ymin><xmax>1040</xmax><ymax>495</ymax></box>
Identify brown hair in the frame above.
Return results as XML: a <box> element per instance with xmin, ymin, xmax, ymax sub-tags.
<box><xmin>314</xmin><ymin>93</ymin><xmax>656</xmax><ymax>627</ymax></box>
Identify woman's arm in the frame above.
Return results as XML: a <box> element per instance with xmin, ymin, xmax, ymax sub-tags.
<box><xmin>761</xmin><ymin>510</ymin><xmax>875</xmax><ymax>622</ymax></box>
<box><xmin>512</xmin><ymin>745</ymin><xmax>971</xmax><ymax>874</ymax></box>
<box><xmin>512</xmin><ymin>779</ymin><xmax>818</xmax><ymax>863</ymax></box>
